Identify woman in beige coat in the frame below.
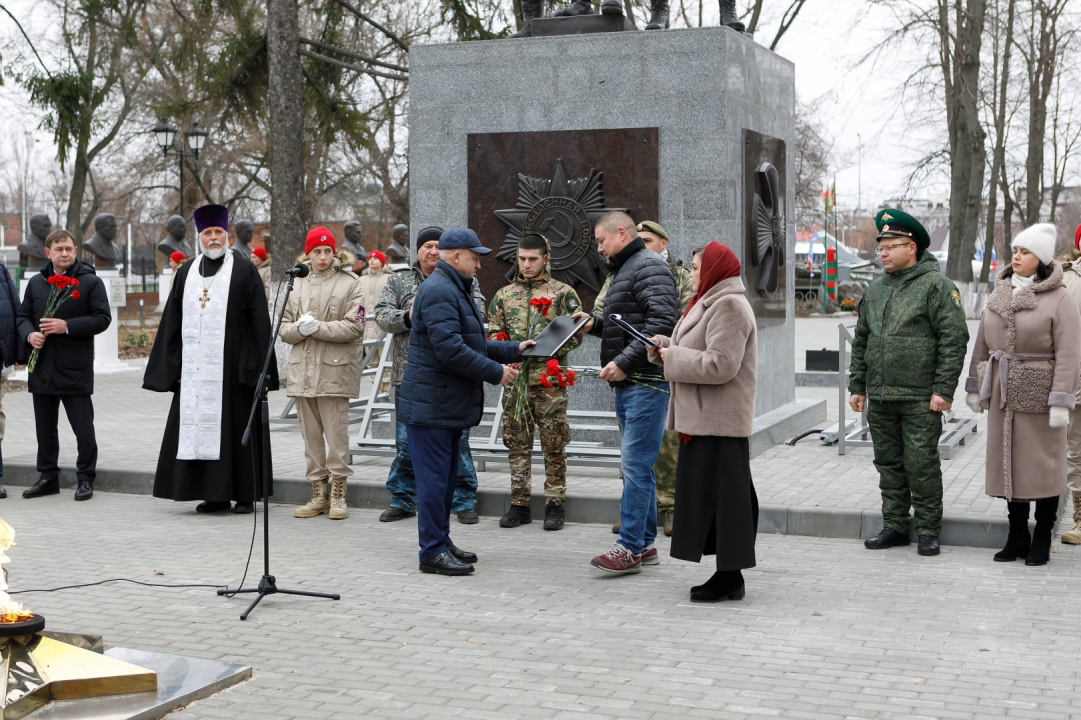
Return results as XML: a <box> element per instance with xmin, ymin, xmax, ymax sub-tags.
<box><xmin>358</xmin><ymin>251</ymin><xmax>393</xmax><ymax>342</ymax></box>
<box><xmin>649</xmin><ymin>241</ymin><xmax>758</xmax><ymax>602</ymax></box>
<box><xmin>966</xmin><ymin>223</ymin><xmax>1081</xmax><ymax>565</ymax></box>
<box><xmin>281</xmin><ymin>228</ymin><xmax>365</xmax><ymax>520</ymax></box>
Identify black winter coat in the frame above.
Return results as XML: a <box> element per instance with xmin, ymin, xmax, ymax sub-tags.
<box><xmin>589</xmin><ymin>237</ymin><xmax>680</xmax><ymax>386</ymax></box>
<box><xmin>0</xmin><ymin>264</ymin><xmax>20</xmax><ymax>367</ymax></box>
<box><xmin>16</xmin><ymin>260</ymin><xmax>111</xmax><ymax>395</ymax></box>
<box><xmin>398</xmin><ymin>260</ymin><xmax>520</xmax><ymax>429</ymax></box>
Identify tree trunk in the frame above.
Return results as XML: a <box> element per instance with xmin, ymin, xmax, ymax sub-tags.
<box><xmin>944</xmin><ymin>0</ymin><xmax>986</xmax><ymax>285</ymax></box>
<box><xmin>981</xmin><ymin>0</ymin><xmax>1014</xmax><ymax>284</ymax></box>
<box><xmin>267</xmin><ymin>0</ymin><xmax>307</xmax><ymax>278</ymax></box>
<box><xmin>65</xmin><ymin>143</ymin><xmax>91</xmax><ymax>239</ymax></box>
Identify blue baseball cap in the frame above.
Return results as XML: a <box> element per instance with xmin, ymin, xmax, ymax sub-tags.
<box><xmin>439</xmin><ymin>227</ymin><xmax>492</xmax><ymax>255</ymax></box>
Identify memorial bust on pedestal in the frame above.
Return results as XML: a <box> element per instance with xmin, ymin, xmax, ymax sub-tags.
<box><xmin>82</xmin><ymin>213</ymin><xmax>121</xmax><ymax>269</ymax></box>
<box><xmin>341</xmin><ymin>221</ymin><xmax>367</xmax><ymax>260</ymax></box>
<box><xmin>156</xmin><ymin>216</ymin><xmax>194</xmax><ymax>260</ymax></box>
<box><xmin>386</xmin><ymin>223</ymin><xmax>409</xmax><ymax>264</ymax></box>
<box><xmin>17</xmin><ymin>214</ymin><xmax>52</xmax><ymax>272</ymax></box>
<box><xmin>232</xmin><ymin>219</ymin><xmax>256</xmax><ymax>260</ymax></box>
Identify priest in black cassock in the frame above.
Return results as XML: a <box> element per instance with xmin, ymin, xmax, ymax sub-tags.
<box><xmin>144</xmin><ymin>204</ymin><xmax>278</xmax><ymax>514</ymax></box>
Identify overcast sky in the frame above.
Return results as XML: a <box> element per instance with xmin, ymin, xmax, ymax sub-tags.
<box><xmin>0</xmin><ymin>0</ymin><xmax>954</xmax><ymax>217</ymax></box>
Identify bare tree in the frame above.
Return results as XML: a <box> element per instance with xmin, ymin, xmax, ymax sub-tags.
<box><xmin>979</xmin><ymin>0</ymin><xmax>1016</xmax><ymax>284</ymax></box>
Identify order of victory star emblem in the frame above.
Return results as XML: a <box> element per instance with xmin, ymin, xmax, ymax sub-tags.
<box><xmin>494</xmin><ymin>158</ymin><xmax>620</xmax><ymax>291</ymax></box>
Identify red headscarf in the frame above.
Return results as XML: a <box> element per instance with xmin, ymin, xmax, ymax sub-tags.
<box><xmin>686</xmin><ymin>241</ymin><xmax>741</xmax><ymax>316</ymax></box>
<box><xmin>1075</xmin><ymin>223</ymin><xmax>1081</xmax><ymax>251</ymax></box>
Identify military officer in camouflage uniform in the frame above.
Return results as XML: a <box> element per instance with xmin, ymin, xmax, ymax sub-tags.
<box><xmin>849</xmin><ymin>209</ymin><xmax>969</xmax><ymax>557</ymax></box>
<box><xmin>599</xmin><ymin>221</ymin><xmax>694</xmax><ymax>536</ymax></box>
<box><xmin>488</xmin><ymin>234</ymin><xmax>583</xmax><ymax>531</ymax></box>
<box><xmin>374</xmin><ymin>225</ymin><xmax>487</xmax><ymax>524</ymax></box>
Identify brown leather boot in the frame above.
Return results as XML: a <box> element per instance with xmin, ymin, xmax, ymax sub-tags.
<box><xmin>295</xmin><ymin>479</ymin><xmax>330</xmax><ymax>518</ymax></box>
<box><xmin>329</xmin><ymin>477</ymin><xmax>349</xmax><ymax>520</ymax></box>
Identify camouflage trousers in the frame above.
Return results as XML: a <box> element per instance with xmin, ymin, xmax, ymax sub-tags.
<box><xmin>868</xmin><ymin>400</ymin><xmax>944</xmax><ymax>537</ymax></box>
<box><xmin>654</xmin><ymin>429</ymin><xmax>678</xmax><ymax>513</ymax></box>
<box><xmin>502</xmin><ymin>385</ymin><xmax>570</xmax><ymax>507</ymax></box>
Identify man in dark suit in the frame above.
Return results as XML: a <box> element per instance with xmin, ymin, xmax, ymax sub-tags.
<box><xmin>17</xmin><ymin>229</ymin><xmax>112</xmax><ymax>501</ymax></box>
<box><xmin>396</xmin><ymin>228</ymin><xmax>531</xmax><ymax>576</ymax></box>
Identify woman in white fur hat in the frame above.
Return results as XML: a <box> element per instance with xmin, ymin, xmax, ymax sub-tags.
<box><xmin>965</xmin><ymin>223</ymin><xmax>1081</xmax><ymax>565</ymax></box>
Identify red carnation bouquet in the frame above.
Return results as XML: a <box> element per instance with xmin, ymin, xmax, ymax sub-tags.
<box><xmin>541</xmin><ymin>364</ymin><xmax>668</xmax><ymax>393</ymax></box>
<box><xmin>27</xmin><ymin>274</ymin><xmax>80</xmax><ymax>373</ymax></box>
<box><xmin>506</xmin><ymin>296</ymin><xmax>555</xmax><ymax>423</ymax></box>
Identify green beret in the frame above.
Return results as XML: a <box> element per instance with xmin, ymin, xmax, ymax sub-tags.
<box><xmin>875</xmin><ymin>208</ymin><xmax>930</xmax><ymax>250</ymax></box>
<box><xmin>636</xmin><ymin>220</ymin><xmax>667</xmax><ymax>240</ymax></box>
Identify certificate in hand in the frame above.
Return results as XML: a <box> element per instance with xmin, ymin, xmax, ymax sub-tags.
<box><xmin>609</xmin><ymin>314</ymin><xmax>660</xmax><ymax>349</ymax></box>
<box><xmin>520</xmin><ymin>316</ymin><xmax>592</xmax><ymax>359</ymax></box>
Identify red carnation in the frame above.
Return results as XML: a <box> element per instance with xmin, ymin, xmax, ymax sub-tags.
<box><xmin>495</xmin><ymin>332</ymin><xmax>509</xmax><ymax>341</ymax></box>
<box><xmin>565</xmin><ymin>370</ymin><xmax>576</xmax><ymax>386</ymax></box>
<box><xmin>47</xmin><ymin>275</ymin><xmax>59</xmax><ymax>286</ymax></box>
<box><xmin>70</xmin><ymin>278</ymin><xmax>79</xmax><ymax>287</ymax></box>
<box><xmin>546</xmin><ymin>359</ymin><xmax>561</xmax><ymax>375</ymax></box>
<box><xmin>539</xmin><ymin>373</ymin><xmax>553</xmax><ymax>388</ymax></box>
<box><xmin>71</xmin><ymin>290</ymin><xmax>80</xmax><ymax>300</ymax></box>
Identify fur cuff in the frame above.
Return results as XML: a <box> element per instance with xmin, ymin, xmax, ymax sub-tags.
<box><xmin>1048</xmin><ymin>391</ymin><xmax>1077</xmax><ymax>409</ymax></box>
<box><xmin>965</xmin><ymin>376</ymin><xmax>979</xmax><ymax>393</ymax></box>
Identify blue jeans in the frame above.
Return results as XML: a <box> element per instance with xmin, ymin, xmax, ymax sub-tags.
<box><xmin>615</xmin><ymin>383</ymin><xmax>669</xmax><ymax>555</ymax></box>
<box><xmin>405</xmin><ymin>424</ymin><xmax>462</xmax><ymax>562</ymax></box>
<box><xmin>386</xmin><ymin>396</ymin><xmax>478</xmax><ymax>513</ymax></box>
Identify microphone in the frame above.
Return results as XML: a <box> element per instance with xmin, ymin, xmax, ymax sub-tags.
<box><xmin>285</xmin><ymin>263</ymin><xmax>310</xmax><ymax>278</ymax></box>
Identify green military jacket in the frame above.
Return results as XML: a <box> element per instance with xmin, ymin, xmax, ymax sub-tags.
<box><xmin>848</xmin><ymin>252</ymin><xmax>969</xmax><ymax>403</ymax></box>
<box><xmin>487</xmin><ymin>270</ymin><xmax>582</xmax><ymax>385</ymax></box>
<box><xmin>595</xmin><ymin>253</ymin><xmax>693</xmax><ymax>313</ymax></box>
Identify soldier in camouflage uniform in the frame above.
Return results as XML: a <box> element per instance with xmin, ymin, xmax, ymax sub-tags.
<box><xmin>849</xmin><ymin>209</ymin><xmax>969</xmax><ymax>557</ymax></box>
<box><xmin>600</xmin><ymin>221</ymin><xmax>694</xmax><ymax>536</ymax></box>
<box><xmin>373</xmin><ymin>226</ymin><xmax>487</xmax><ymax>524</ymax></box>
<box><xmin>488</xmin><ymin>234</ymin><xmax>583</xmax><ymax>531</ymax></box>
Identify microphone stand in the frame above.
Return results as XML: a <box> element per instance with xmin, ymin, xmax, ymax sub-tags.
<box><xmin>218</xmin><ymin>268</ymin><xmax>341</xmax><ymax>620</ymax></box>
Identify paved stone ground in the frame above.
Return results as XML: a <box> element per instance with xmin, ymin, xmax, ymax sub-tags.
<box><xmin>5</xmin><ymin>493</ymin><xmax>1081</xmax><ymax>719</ymax></box>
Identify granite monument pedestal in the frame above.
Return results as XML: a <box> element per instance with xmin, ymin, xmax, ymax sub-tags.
<box><xmin>409</xmin><ymin>26</ymin><xmax>822</xmax><ymax>442</ymax></box>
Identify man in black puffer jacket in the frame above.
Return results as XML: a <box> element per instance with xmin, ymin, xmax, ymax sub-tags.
<box><xmin>16</xmin><ymin>230</ymin><xmax>111</xmax><ymax>501</ymax></box>
<box><xmin>0</xmin><ymin>261</ymin><xmax>20</xmax><ymax>497</ymax></box>
<box><xmin>573</xmin><ymin>211</ymin><xmax>680</xmax><ymax>575</ymax></box>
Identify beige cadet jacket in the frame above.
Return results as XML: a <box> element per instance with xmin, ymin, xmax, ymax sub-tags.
<box><xmin>1062</xmin><ymin>259</ymin><xmax>1081</xmax><ymax>401</ymax></box>
<box><xmin>280</xmin><ymin>258</ymin><xmax>365</xmax><ymax>398</ymax></box>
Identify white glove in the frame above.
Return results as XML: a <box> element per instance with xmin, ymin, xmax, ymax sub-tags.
<box><xmin>1049</xmin><ymin>405</ymin><xmax>1070</xmax><ymax>428</ymax></box>
<box><xmin>966</xmin><ymin>392</ymin><xmax>984</xmax><ymax>414</ymax></box>
<box><xmin>297</xmin><ymin>313</ymin><xmax>319</xmax><ymax>337</ymax></box>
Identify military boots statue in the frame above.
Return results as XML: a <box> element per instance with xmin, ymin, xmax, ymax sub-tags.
<box><xmin>554</xmin><ymin>0</ymin><xmax>593</xmax><ymax>16</ymax></box>
<box><xmin>645</xmin><ymin>0</ymin><xmax>669</xmax><ymax>29</ymax></box>
<box><xmin>719</xmin><ymin>0</ymin><xmax>746</xmax><ymax>31</ymax></box>
<box><xmin>510</xmin><ymin>0</ymin><xmax>543</xmax><ymax>37</ymax></box>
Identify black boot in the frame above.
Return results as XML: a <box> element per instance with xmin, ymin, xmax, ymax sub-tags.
<box><xmin>645</xmin><ymin>0</ymin><xmax>669</xmax><ymax>29</ymax></box>
<box><xmin>690</xmin><ymin>570</ymin><xmax>745</xmax><ymax>602</ymax></box>
<box><xmin>864</xmin><ymin>527</ymin><xmax>910</xmax><ymax>549</ymax></box>
<box><xmin>499</xmin><ymin>504</ymin><xmax>532</xmax><ymax>528</ymax></box>
<box><xmin>719</xmin><ymin>0</ymin><xmax>745</xmax><ymax>31</ymax></box>
<box><xmin>600</xmin><ymin>0</ymin><xmax>624</xmax><ymax>16</ymax></box>
<box><xmin>994</xmin><ymin>501</ymin><xmax>1030</xmax><ymax>562</ymax></box>
<box><xmin>510</xmin><ymin>0</ymin><xmax>542</xmax><ymax>37</ymax></box>
<box><xmin>22</xmin><ymin>476</ymin><xmax>60</xmax><ymax>499</ymax></box>
<box><xmin>543</xmin><ymin>501</ymin><xmax>564</xmax><ymax>531</ymax></box>
<box><xmin>1026</xmin><ymin>497</ymin><xmax>1059</xmax><ymax>566</ymax></box>
<box><xmin>554</xmin><ymin>0</ymin><xmax>593</xmax><ymax>16</ymax></box>
<box><xmin>0</xmin><ymin>485</ymin><xmax>7</xmax><ymax>499</ymax></box>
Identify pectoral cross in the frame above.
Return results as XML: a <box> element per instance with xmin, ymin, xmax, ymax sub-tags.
<box><xmin>200</xmin><ymin>288</ymin><xmax>210</xmax><ymax>309</ymax></box>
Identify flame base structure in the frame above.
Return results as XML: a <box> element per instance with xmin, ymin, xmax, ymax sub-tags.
<box><xmin>0</xmin><ymin>620</ymin><xmax>157</xmax><ymax>720</ymax></box>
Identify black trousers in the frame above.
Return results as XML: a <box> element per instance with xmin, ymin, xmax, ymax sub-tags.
<box><xmin>33</xmin><ymin>394</ymin><xmax>97</xmax><ymax>484</ymax></box>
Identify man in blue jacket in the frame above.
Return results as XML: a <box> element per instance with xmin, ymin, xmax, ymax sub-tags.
<box><xmin>397</xmin><ymin>228</ymin><xmax>531</xmax><ymax>576</ymax></box>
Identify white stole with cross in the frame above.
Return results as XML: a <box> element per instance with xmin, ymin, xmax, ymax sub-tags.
<box><xmin>177</xmin><ymin>252</ymin><xmax>234</xmax><ymax>460</ymax></box>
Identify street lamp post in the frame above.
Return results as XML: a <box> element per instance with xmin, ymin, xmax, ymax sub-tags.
<box><xmin>150</xmin><ymin>121</ymin><xmax>209</xmax><ymax>220</ymax></box>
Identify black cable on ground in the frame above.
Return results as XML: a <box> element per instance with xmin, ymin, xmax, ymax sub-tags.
<box><xmin>11</xmin><ymin>578</ymin><xmax>229</xmax><ymax>594</ymax></box>
<box><xmin>786</xmin><ymin>425</ymin><xmax>825</xmax><ymax>443</ymax></box>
